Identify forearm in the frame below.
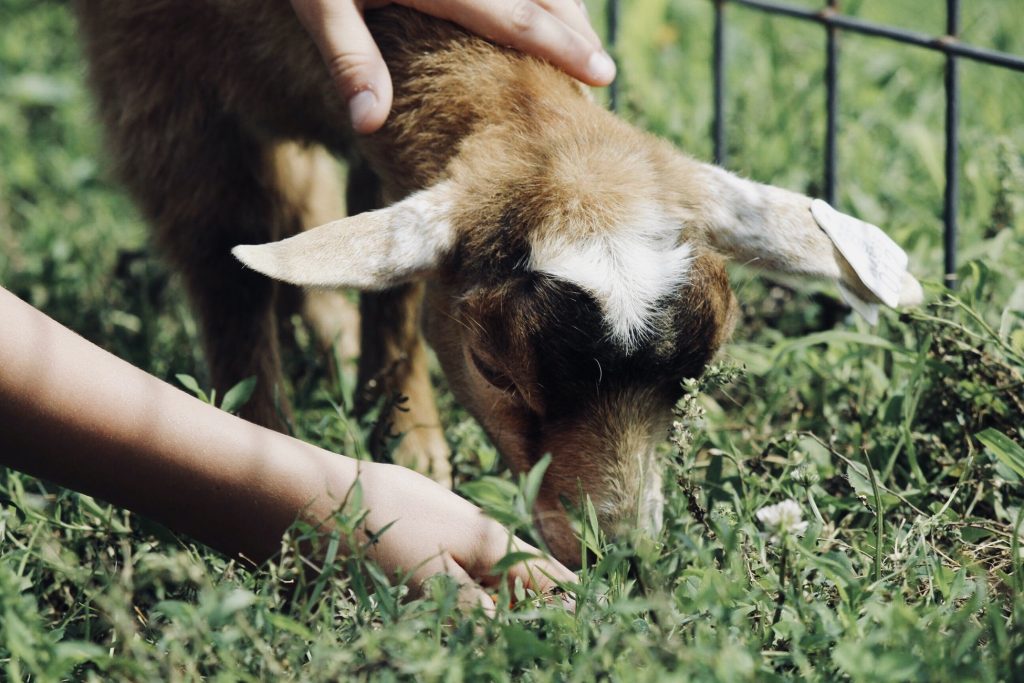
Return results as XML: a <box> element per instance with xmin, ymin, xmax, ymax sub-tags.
<box><xmin>0</xmin><ymin>286</ymin><xmax>358</xmax><ymax>562</ymax></box>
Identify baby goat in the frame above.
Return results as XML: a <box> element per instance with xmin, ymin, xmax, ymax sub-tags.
<box><xmin>74</xmin><ymin>2</ymin><xmax>922</xmax><ymax>563</ymax></box>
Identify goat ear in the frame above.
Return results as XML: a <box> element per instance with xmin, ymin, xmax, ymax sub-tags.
<box><xmin>692</xmin><ymin>164</ymin><xmax>924</xmax><ymax>323</ymax></box>
<box><xmin>232</xmin><ymin>183</ymin><xmax>455</xmax><ymax>290</ymax></box>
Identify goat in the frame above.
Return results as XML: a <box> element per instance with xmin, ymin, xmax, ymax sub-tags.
<box><xmin>73</xmin><ymin>1</ymin><xmax>922</xmax><ymax>564</ymax></box>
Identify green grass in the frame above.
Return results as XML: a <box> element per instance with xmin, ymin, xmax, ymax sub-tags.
<box><xmin>2</xmin><ymin>0</ymin><xmax>1024</xmax><ymax>679</ymax></box>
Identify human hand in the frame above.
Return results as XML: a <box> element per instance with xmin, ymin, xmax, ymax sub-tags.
<box><xmin>0</xmin><ymin>285</ymin><xmax>574</xmax><ymax>610</ymax></box>
<box><xmin>289</xmin><ymin>0</ymin><xmax>616</xmax><ymax>134</ymax></box>
<box><xmin>350</xmin><ymin>461</ymin><xmax>577</xmax><ymax>613</ymax></box>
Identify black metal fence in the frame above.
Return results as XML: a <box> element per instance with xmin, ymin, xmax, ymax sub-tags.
<box><xmin>606</xmin><ymin>0</ymin><xmax>1024</xmax><ymax>287</ymax></box>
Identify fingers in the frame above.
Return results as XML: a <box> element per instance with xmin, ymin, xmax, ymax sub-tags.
<box><xmin>416</xmin><ymin>527</ymin><xmax>576</xmax><ymax>615</ymax></box>
<box><xmin>289</xmin><ymin>0</ymin><xmax>394</xmax><ymax>134</ymax></box>
<box><xmin>355</xmin><ymin>463</ymin><xmax>574</xmax><ymax>614</ymax></box>
<box><xmin>416</xmin><ymin>0</ymin><xmax>616</xmax><ymax>86</ymax></box>
<box><xmin>534</xmin><ymin>0</ymin><xmax>602</xmax><ymax>50</ymax></box>
<box><xmin>432</xmin><ymin>545</ymin><xmax>572</xmax><ymax>615</ymax></box>
<box><xmin>460</xmin><ymin>521</ymin><xmax>578</xmax><ymax>601</ymax></box>
<box><xmin>290</xmin><ymin>0</ymin><xmax>615</xmax><ymax>134</ymax></box>
<box><xmin>503</xmin><ymin>538</ymin><xmax>578</xmax><ymax>594</ymax></box>
<box><xmin>442</xmin><ymin>552</ymin><xmax>498</xmax><ymax>617</ymax></box>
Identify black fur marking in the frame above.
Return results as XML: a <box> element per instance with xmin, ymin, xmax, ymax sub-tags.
<box><xmin>529</xmin><ymin>277</ymin><xmax>714</xmax><ymax>418</ymax></box>
<box><xmin>468</xmin><ymin>272</ymin><xmax>719</xmax><ymax>420</ymax></box>
<box><xmin>442</xmin><ymin>207</ymin><xmax>532</xmax><ymax>286</ymax></box>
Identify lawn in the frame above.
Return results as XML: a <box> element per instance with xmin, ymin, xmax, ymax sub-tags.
<box><xmin>1</xmin><ymin>0</ymin><xmax>1023</xmax><ymax>680</ymax></box>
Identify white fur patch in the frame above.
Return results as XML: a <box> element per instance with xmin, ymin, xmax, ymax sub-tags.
<box><xmin>528</xmin><ymin>203</ymin><xmax>692</xmax><ymax>351</ymax></box>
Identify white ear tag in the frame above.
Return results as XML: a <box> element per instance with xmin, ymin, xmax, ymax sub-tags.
<box><xmin>811</xmin><ymin>199</ymin><xmax>908</xmax><ymax>317</ymax></box>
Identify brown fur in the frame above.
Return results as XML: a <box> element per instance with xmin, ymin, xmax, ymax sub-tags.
<box><xmin>75</xmin><ymin>2</ymin><xmax>744</xmax><ymax>563</ymax></box>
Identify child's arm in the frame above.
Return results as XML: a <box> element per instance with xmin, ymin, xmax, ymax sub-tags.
<box><xmin>0</xmin><ymin>286</ymin><xmax>573</xmax><ymax>610</ymax></box>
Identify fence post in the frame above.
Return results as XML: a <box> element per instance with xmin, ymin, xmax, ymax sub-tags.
<box><xmin>713</xmin><ymin>0</ymin><xmax>727</xmax><ymax>165</ymax></box>
<box><xmin>824</xmin><ymin>0</ymin><xmax>839</xmax><ymax>205</ymax></box>
<box><xmin>943</xmin><ymin>0</ymin><xmax>960</xmax><ymax>288</ymax></box>
<box><xmin>607</xmin><ymin>0</ymin><xmax>620</xmax><ymax>112</ymax></box>
<box><xmin>704</xmin><ymin>0</ymin><xmax>1024</xmax><ymax>290</ymax></box>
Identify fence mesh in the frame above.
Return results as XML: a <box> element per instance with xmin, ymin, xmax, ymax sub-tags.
<box><xmin>606</xmin><ymin>0</ymin><xmax>1024</xmax><ymax>287</ymax></box>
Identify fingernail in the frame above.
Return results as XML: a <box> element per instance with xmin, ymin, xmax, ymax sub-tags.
<box><xmin>348</xmin><ymin>89</ymin><xmax>378</xmax><ymax>132</ymax></box>
<box><xmin>587</xmin><ymin>51</ymin><xmax>616</xmax><ymax>83</ymax></box>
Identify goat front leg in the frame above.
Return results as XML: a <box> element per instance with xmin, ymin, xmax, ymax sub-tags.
<box><xmin>170</xmin><ymin>137</ymin><xmax>297</xmax><ymax>431</ymax></box>
<box><xmin>271</xmin><ymin>142</ymin><xmax>360</xmax><ymax>363</ymax></box>
<box><xmin>104</xmin><ymin>114</ymin><xmax>295</xmax><ymax>430</ymax></box>
<box><xmin>183</xmin><ymin>258</ymin><xmax>290</xmax><ymax>429</ymax></box>
<box><xmin>357</xmin><ymin>283</ymin><xmax>451</xmax><ymax>486</ymax></box>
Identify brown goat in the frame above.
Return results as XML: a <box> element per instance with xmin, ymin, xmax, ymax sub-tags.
<box><xmin>74</xmin><ymin>1</ymin><xmax>922</xmax><ymax>564</ymax></box>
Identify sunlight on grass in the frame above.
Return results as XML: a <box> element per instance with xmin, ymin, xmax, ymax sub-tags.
<box><xmin>1</xmin><ymin>0</ymin><xmax>1022</xmax><ymax>679</ymax></box>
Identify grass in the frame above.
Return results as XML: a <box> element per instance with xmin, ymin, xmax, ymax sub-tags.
<box><xmin>2</xmin><ymin>0</ymin><xmax>1023</xmax><ymax>679</ymax></box>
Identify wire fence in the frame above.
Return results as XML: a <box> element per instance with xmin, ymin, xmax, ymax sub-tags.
<box><xmin>606</xmin><ymin>0</ymin><xmax>1024</xmax><ymax>287</ymax></box>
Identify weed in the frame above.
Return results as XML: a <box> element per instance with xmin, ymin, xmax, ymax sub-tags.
<box><xmin>2</xmin><ymin>0</ymin><xmax>1023</xmax><ymax>680</ymax></box>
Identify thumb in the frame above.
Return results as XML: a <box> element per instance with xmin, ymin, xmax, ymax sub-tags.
<box><xmin>290</xmin><ymin>0</ymin><xmax>394</xmax><ymax>134</ymax></box>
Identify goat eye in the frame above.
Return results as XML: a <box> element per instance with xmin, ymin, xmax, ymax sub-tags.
<box><xmin>470</xmin><ymin>351</ymin><xmax>516</xmax><ymax>392</ymax></box>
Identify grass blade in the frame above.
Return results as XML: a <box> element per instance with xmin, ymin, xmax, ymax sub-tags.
<box><xmin>976</xmin><ymin>429</ymin><xmax>1024</xmax><ymax>478</ymax></box>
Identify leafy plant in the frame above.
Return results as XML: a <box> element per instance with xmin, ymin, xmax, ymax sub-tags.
<box><xmin>2</xmin><ymin>0</ymin><xmax>1023</xmax><ymax>679</ymax></box>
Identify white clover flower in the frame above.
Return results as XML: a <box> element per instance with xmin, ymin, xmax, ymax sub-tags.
<box><xmin>756</xmin><ymin>499</ymin><xmax>809</xmax><ymax>543</ymax></box>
